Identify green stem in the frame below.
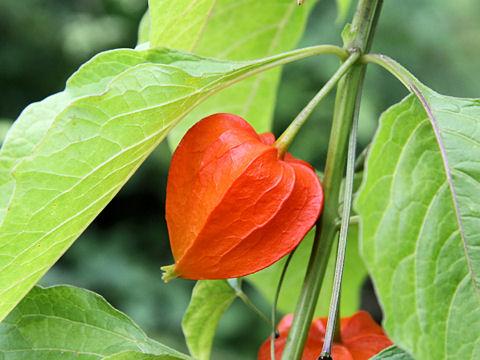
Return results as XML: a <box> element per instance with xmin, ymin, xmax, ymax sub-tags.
<box><xmin>321</xmin><ymin>77</ymin><xmax>360</xmax><ymax>356</ymax></box>
<box><xmin>361</xmin><ymin>53</ymin><xmax>424</xmax><ymax>91</ymax></box>
<box><xmin>275</xmin><ymin>52</ymin><xmax>360</xmax><ymax>158</ymax></box>
<box><xmin>236</xmin><ymin>290</ymin><xmax>272</xmax><ymax>327</ymax></box>
<box><xmin>271</xmin><ymin>250</ymin><xmax>296</xmax><ymax>360</ymax></box>
<box><xmin>280</xmin><ymin>1</ymin><xmax>383</xmax><ymax>359</ymax></box>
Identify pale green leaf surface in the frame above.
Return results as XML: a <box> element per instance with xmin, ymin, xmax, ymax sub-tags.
<box><xmin>248</xmin><ymin>225</ymin><xmax>367</xmax><ymax>317</ymax></box>
<box><xmin>148</xmin><ymin>0</ymin><xmax>215</xmax><ymax>50</ymax></box>
<box><xmin>137</xmin><ymin>10</ymin><xmax>151</xmax><ymax>45</ymax></box>
<box><xmin>370</xmin><ymin>346</ymin><xmax>413</xmax><ymax>360</ymax></box>
<box><xmin>147</xmin><ymin>0</ymin><xmax>317</xmax><ymax>148</ymax></box>
<box><xmin>357</xmin><ymin>89</ymin><xmax>480</xmax><ymax>359</ymax></box>
<box><xmin>0</xmin><ymin>119</ymin><xmax>11</xmax><ymax>146</ymax></box>
<box><xmin>182</xmin><ymin>280</ymin><xmax>236</xmax><ymax>360</ymax></box>
<box><xmin>104</xmin><ymin>352</ymin><xmax>185</xmax><ymax>360</ymax></box>
<box><xmin>0</xmin><ymin>286</ymin><xmax>189</xmax><ymax>360</ymax></box>
<box><xmin>0</xmin><ymin>45</ymin><xmax>328</xmax><ymax>321</ymax></box>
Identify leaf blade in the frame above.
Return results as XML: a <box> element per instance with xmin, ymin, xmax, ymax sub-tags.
<box><xmin>371</xmin><ymin>346</ymin><xmax>414</xmax><ymax>360</ymax></box>
<box><xmin>181</xmin><ymin>280</ymin><xmax>236</xmax><ymax>360</ymax></box>
<box><xmin>148</xmin><ymin>0</ymin><xmax>215</xmax><ymax>51</ymax></box>
<box><xmin>103</xmin><ymin>352</ymin><xmax>186</xmax><ymax>360</ymax></box>
<box><xmin>0</xmin><ymin>45</ymin><xmax>340</xmax><ymax>321</ymax></box>
<box><xmin>0</xmin><ymin>285</ymin><xmax>190</xmax><ymax>360</ymax></box>
<box><xmin>147</xmin><ymin>0</ymin><xmax>318</xmax><ymax>147</ymax></box>
<box><xmin>357</xmin><ymin>88</ymin><xmax>480</xmax><ymax>359</ymax></box>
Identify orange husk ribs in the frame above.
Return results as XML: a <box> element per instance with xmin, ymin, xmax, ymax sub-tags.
<box><xmin>258</xmin><ymin>311</ymin><xmax>393</xmax><ymax>360</ymax></box>
<box><xmin>164</xmin><ymin>113</ymin><xmax>323</xmax><ymax>280</ymax></box>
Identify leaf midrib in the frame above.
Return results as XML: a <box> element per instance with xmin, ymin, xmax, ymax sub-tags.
<box><xmin>411</xmin><ymin>86</ymin><xmax>480</xmax><ymax>298</ymax></box>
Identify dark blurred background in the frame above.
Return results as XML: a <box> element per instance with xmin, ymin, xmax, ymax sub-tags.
<box><xmin>0</xmin><ymin>0</ymin><xmax>479</xmax><ymax>358</ymax></box>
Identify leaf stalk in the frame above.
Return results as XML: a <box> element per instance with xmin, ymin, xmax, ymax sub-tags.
<box><xmin>275</xmin><ymin>51</ymin><xmax>360</xmax><ymax>158</ymax></box>
<box><xmin>236</xmin><ymin>289</ymin><xmax>272</xmax><ymax>328</ymax></box>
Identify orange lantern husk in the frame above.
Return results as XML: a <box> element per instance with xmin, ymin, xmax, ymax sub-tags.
<box><xmin>163</xmin><ymin>113</ymin><xmax>323</xmax><ymax>280</ymax></box>
<box><xmin>258</xmin><ymin>311</ymin><xmax>393</xmax><ymax>360</ymax></box>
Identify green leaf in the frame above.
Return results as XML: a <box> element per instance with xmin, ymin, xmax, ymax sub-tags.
<box><xmin>0</xmin><ymin>44</ymin><xmax>339</xmax><ymax>322</ymax></box>
<box><xmin>371</xmin><ymin>346</ymin><xmax>414</xmax><ymax>360</ymax></box>
<box><xmin>148</xmin><ymin>0</ymin><xmax>216</xmax><ymax>50</ymax></box>
<box><xmin>147</xmin><ymin>0</ymin><xmax>318</xmax><ymax>147</ymax></box>
<box><xmin>357</xmin><ymin>77</ymin><xmax>480</xmax><ymax>357</ymax></box>
<box><xmin>137</xmin><ymin>10</ymin><xmax>150</xmax><ymax>46</ymax></box>
<box><xmin>248</xmin><ymin>224</ymin><xmax>367</xmax><ymax>317</ymax></box>
<box><xmin>182</xmin><ymin>280</ymin><xmax>236</xmax><ymax>360</ymax></box>
<box><xmin>0</xmin><ymin>119</ymin><xmax>11</xmax><ymax>145</ymax></box>
<box><xmin>104</xmin><ymin>352</ymin><xmax>185</xmax><ymax>360</ymax></box>
<box><xmin>0</xmin><ymin>285</ymin><xmax>190</xmax><ymax>360</ymax></box>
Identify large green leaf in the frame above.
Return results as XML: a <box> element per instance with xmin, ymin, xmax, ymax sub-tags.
<box><xmin>248</xmin><ymin>225</ymin><xmax>367</xmax><ymax>317</ymax></box>
<box><xmin>147</xmin><ymin>0</ymin><xmax>318</xmax><ymax>147</ymax></box>
<box><xmin>104</xmin><ymin>352</ymin><xmax>184</xmax><ymax>360</ymax></box>
<box><xmin>0</xmin><ymin>44</ymin><xmax>339</xmax><ymax>322</ymax></box>
<box><xmin>0</xmin><ymin>286</ymin><xmax>190</xmax><ymax>360</ymax></box>
<box><xmin>182</xmin><ymin>280</ymin><xmax>236</xmax><ymax>360</ymax></box>
<box><xmin>371</xmin><ymin>346</ymin><xmax>413</xmax><ymax>360</ymax></box>
<box><xmin>148</xmin><ymin>0</ymin><xmax>216</xmax><ymax>50</ymax></box>
<box><xmin>357</xmin><ymin>59</ymin><xmax>480</xmax><ymax>359</ymax></box>
<box><xmin>137</xmin><ymin>10</ymin><xmax>151</xmax><ymax>45</ymax></box>
<box><xmin>0</xmin><ymin>119</ymin><xmax>11</xmax><ymax>146</ymax></box>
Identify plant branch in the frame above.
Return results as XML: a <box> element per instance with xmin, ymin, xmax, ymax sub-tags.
<box><xmin>275</xmin><ymin>51</ymin><xmax>360</xmax><ymax>158</ymax></box>
<box><xmin>271</xmin><ymin>250</ymin><xmax>296</xmax><ymax>360</ymax></box>
<box><xmin>321</xmin><ymin>78</ymin><xmax>360</xmax><ymax>356</ymax></box>
<box><xmin>236</xmin><ymin>290</ymin><xmax>272</xmax><ymax>328</ymax></box>
<box><xmin>280</xmin><ymin>1</ymin><xmax>383</xmax><ymax>359</ymax></box>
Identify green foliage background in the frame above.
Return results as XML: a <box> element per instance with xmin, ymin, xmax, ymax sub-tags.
<box><xmin>0</xmin><ymin>0</ymin><xmax>479</xmax><ymax>358</ymax></box>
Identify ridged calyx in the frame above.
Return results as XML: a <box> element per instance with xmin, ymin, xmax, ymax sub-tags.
<box><xmin>163</xmin><ymin>113</ymin><xmax>323</xmax><ymax>280</ymax></box>
<box><xmin>258</xmin><ymin>311</ymin><xmax>393</xmax><ymax>360</ymax></box>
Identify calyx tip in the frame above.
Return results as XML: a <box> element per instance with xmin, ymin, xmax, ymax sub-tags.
<box><xmin>161</xmin><ymin>264</ymin><xmax>178</xmax><ymax>283</ymax></box>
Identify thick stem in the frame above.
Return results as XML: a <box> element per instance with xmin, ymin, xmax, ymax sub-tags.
<box><xmin>280</xmin><ymin>1</ymin><xmax>383</xmax><ymax>359</ymax></box>
<box><xmin>322</xmin><ymin>78</ymin><xmax>360</xmax><ymax>355</ymax></box>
